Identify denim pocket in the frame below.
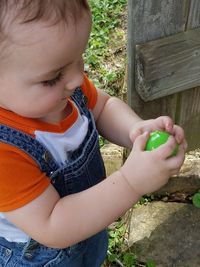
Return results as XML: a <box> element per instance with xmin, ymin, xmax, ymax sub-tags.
<box><xmin>0</xmin><ymin>243</ymin><xmax>12</xmax><ymax>266</ymax></box>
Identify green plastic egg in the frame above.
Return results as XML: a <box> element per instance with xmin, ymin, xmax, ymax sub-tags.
<box><xmin>145</xmin><ymin>130</ymin><xmax>179</xmax><ymax>156</ymax></box>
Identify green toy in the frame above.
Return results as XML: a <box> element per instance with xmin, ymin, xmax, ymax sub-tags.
<box><xmin>145</xmin><ymin>130</ymin><xmax>179</xmax><ymax>156</ymax></box>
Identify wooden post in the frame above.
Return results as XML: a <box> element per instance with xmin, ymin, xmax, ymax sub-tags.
<box><xmin>127</xmin><ymin>0</ymin><xmax>200</xmax><ymax>151</ymax></box>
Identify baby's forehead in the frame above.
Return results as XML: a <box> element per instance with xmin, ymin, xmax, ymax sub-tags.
<box><xmin>0</xmin><ymin>1</ymin><xmax>91</xmax><ymax>64</ymax></box>
<box><xmin>0</xmin><ymin>19</ymin><xmax>67</xmax><ymax>66</ymax></box>
<box><xmin>0</xmin><ymin>11</ymin><xmax>91</xmax><ymax>68</ymax></box>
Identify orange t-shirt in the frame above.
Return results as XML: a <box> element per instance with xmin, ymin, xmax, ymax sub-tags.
<box><xmin>0</xmin><ymin>75</ymin><xmax>97</xmax><ymax>212</ymax></box>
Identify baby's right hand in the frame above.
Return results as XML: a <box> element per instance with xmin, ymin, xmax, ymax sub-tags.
<box><xmin>120</xmin><ymin>132</ymin><xmax>186</xmax><ymax>196</ymax></box>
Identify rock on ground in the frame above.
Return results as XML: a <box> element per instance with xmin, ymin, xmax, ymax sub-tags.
<box><xmin>128</xmin><ymin>150</ymin><xmax>200</xmax><ymax>267</ymax></box>
<box><xmin>101</xmin><ymin>143</ymin><xmax>123</xmax><ymax>176</ymax></box>
<box><xmin>128</xmin><ymin>201</ymin><xmax>200</xmax><ymax>267</ymax></box>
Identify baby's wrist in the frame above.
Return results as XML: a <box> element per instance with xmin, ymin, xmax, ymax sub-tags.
<box><xmin>118</xmin><ymin>169</ymin><xmax>142</xmax><ymax>199</ymax></box>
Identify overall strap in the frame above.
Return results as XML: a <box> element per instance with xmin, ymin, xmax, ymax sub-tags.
<box><xmin>0</xmin><ymin>124</ymin><xmax>58</xmax><ymax>176</ymax></box>
<box><xmin>70</xmin><ymin>87</ymin><xmax>90</xmax><ymax>117</ymax></box>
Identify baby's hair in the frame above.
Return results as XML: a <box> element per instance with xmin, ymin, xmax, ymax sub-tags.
<box><xmin>0</xmin><ymin>0</ymin><xmax>90</xmax><ymax>59</ymax></box>
<box><xmin>0</xmin><ymin>0</ymin><xmax>90</xmax><ymax>27</ymax></box>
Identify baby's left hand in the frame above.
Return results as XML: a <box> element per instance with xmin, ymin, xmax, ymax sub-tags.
<box><xmin>129</xmin><ymin>116</ymin><xmax>187</xmax><ymax>149</ymax></box>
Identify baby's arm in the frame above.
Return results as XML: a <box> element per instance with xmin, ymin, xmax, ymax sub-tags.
<box><xmin>92</xmin><ymin>88</ymin><xmax>142</xmax><ymax>148</ymax></box>
<box><xmin>5</xmin><ymin>169</ymin><xmax>138</xmax><ymax>249</ymax></box>
<box><xmin>5</xmin><ymin>131</ymin><xmax>185</xmax><ymax>249</ymax></box>
<box><xmin>93</xmin><ymin>89</ymin><xmax>186</xmax><ymax>149</ymax></box>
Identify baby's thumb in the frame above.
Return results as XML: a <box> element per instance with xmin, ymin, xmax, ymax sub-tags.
<box><xmin>133</xmin><ymin>131</ymin><xmax>149</xmax><ymax>151</ymax></box>
<box><xmin>129</xmin><ymin>128</ymin><xmax>143</xmax><ymax>143</ymax></box>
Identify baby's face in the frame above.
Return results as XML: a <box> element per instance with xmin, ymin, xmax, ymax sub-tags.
<box><xmin>0</xmin><ymin>12</ymin><xmax>91</xmax><ymax>123</ymax></box>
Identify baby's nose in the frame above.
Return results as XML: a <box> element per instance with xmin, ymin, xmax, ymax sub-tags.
<box><xmin>65</xmin><ymin>74</ymin><xmax>84</xmax><ymax>91</ymax></box>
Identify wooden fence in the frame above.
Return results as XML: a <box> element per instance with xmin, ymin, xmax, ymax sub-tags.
<box><xmin>127</xmin><ymin>0</ymin><xmax>200</xmax><ymax>151</ymax></box>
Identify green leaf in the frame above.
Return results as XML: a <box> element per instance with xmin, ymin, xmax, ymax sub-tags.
<box><xmin>192</xmin><ymin>193</ymin><xmax>200</xmax><ymax>208</ymax></box>
<box><xmin>146</xmin><ymin>259</ymin><xmax>156</xmax><ymax>267</ymax></box>
<box><xmin>107</xmin><ymin>253</ymin><xmax>117</xmax><ymax>263</ymax></box>
<box><xmin>123</xmin><ymin>253</ymin><xmax>137</xmax><ymax>266</ymax></box>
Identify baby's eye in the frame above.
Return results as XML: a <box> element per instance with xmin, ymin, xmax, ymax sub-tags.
<box><xmin>41</xmin><ymin>72</ymin><xmax>64</xmax><ymax>87</ymax></box>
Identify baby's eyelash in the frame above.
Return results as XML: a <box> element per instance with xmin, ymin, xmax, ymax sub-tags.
<box><xmin>41</xmin><ymin>72</ymin><xmax>64</xmax><ymax>87</ymax></box>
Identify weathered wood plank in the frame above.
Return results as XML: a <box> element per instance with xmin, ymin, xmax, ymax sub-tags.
<box><xmin>135</xmin><ymin>28</ymin><xmax>200</xmax><ymax>101</ymax></box>
<box><xmin>187</xmin><ymin>0</ymin><xmax>200</xmax><ymax>29</ymax></box>
<box><xmin>177</xmin><ymin>88</ymin><xmax>200</xmax><ymax>151</ymax></box>
<box><xmin>178</xmin><ymin>0</ymin><xmax>200</xmax><ymax>150</ymax></box>
<box><xmin>128</xmin><ymin>0</ymin><xmax>200</xmax><ymax>151</ymax></box>
<box><xmin>127</xmin><ymin>0</ymin><xmax>187</xmax><ymax>120</ymax></box>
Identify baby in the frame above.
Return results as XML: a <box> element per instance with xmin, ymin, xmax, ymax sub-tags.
<box><xmin>0</xmin><ymin>1</ymin><xmax>186</xmax><ymax>266</ymax></box>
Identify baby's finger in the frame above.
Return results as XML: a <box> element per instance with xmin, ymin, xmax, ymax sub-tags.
<box><xmin>155</xmin><ymin>116</ymin><xmax>174</xmax><ymax>133</ymax></box>
<box><xmin>132</xmin><ymin>132</ymin><xmax>149</xmax><ymax>151</ymax></box>
<box><xmin>153</xmin><ymin>136</ymin><xmax>177</xmax><ymax>159</ymax></box>
<box><xmin>166</xmin><ymin>144</ymin><xmax>186</xmax><ymax>170</ymax></box>
<box><xmin>173</xmin><ymin>125</ymin><xmax>185</xmax><ymax>144</ymax></box>
<box><xmin>129</xmin><ymin>128</ymin><xmax>143</xmax><ymax>143</ymax></box>
<box><xmin>182</xmin><ymin>139</ymin><xmax>188</xmax><ymax>151</ymax></box>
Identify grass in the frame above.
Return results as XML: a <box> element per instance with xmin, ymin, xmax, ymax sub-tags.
<box><xmin>85</xmin><ymin>0</ymin><xmax>127</xmax><ymax>97</ymax></box>
<box><xmin>105</xmin><ymin>216</ymin><xmax>138</xmax><ymax>267</ymax></box>
<box><xmin>103</xmin><ymin>205</ymin><xmax>156</xmax><ymax>267</ymax></box>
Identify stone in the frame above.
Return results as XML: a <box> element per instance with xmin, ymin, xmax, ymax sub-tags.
<box><xmin>128</xmin><ymin>201</ymin><xmax>200</xmax><ymax>267</ymax></box>
<box><xmin>101</xmin><ymin>143</ymin><xmax>123</xmax><ymax>176</ymax></box>
<box><xmin>156</xmin><ymin>150</ymin><xmax>200</xmax><ymax>196</ymax></box>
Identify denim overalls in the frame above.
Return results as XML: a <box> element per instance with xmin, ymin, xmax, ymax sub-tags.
<box><xmin>0</xmin><ymin>88</ymin><xmax>108</xmax><ymax>267</ymax></box>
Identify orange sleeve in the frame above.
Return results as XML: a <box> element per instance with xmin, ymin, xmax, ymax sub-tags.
<box><xmin>81</xmin><ymin>74</ymin><xmax>98</xmax><ymax>110</ymax></box>
<box><xmin>0</xmin><ymin>143</ymin><xmax>51</xmax><ymax>212</ymax></box>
